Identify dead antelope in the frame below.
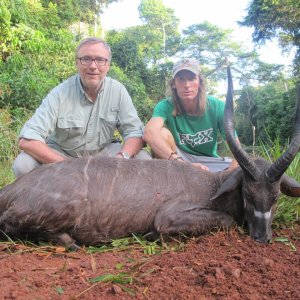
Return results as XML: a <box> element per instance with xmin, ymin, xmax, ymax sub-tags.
<box><xmin>0</xmin><ymin>65</ymin><xmax>299</xmax><ymax>248</ymax></box>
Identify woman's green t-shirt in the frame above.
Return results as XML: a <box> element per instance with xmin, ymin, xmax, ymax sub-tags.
<box><xmin>152</xmin><ymin>96</ymin><xmax>227</xmax><ymax>157</ymax></box>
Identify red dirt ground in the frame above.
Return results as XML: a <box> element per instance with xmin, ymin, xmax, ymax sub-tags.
<box><xmin>0</xmin><ymin>224</ymin><xmax>299</xmax><ymax>300</ymax></box>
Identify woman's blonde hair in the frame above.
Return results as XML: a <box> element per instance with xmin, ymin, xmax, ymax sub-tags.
<box><xmin>167</xmin><ymin>73</ymin><xmax>207</xmax><ymax>116</ymax></box>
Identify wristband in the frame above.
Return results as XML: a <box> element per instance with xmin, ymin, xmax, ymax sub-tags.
<box><xmin>168</xmin><ymin>151</ymin><xmax>177</xmax><ymax>160</ymax></box>
<box><xmin>117</xmin><ymin>151</ymin><xmax>131</xmax><ymax>159</ymax></box>
<box><xmin>174</xmin><ymin>156</ymin><xmax>184</xmax><ymax>161</ymax></box>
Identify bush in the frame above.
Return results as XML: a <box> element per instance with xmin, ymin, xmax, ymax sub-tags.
<box><xmin>109</xmin><ymin>64</ymin><xmax>155</xmax><ymax>124</ymax></box>
<box><xmin>258</xmin><ymin>138</ymin><xmax>300</xmax><ymax>225</ymax></box>
<box><xmin>0</xmin><ymin>107</ymin><xmax>31</xmax><ymax>161</ymax></box>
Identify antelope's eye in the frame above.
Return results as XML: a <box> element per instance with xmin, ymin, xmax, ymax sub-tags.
<box><xmin>243</xmin><ymin>191</ymin><xmax>255</xmax><ymax>207</ymax></box>
<box><xmin>272</xmin><ymin>195</ymin><xmax>279</xmax><ymax>204</ymax></box>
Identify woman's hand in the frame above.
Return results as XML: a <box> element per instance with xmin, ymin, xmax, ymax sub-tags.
<box><xmin>192</xmin><ymin>162</ymin><xmax>209</xmax><ymax>171</ymax></box>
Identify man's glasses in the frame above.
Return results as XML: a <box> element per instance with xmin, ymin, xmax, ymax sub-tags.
<box><xmin>78</xmin><ymin>56</ymin><xmax>110</xmax><ymax>66</ymax></box>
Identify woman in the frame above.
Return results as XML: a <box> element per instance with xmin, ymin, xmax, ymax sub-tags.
<box><xmin>143</xmin><ymin>58</ymin><xmax>237</xmax><ymax>172</ymax></box>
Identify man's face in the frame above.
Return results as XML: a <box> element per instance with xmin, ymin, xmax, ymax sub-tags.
<box><xmin>76</xmin><ymin>43</ymin><xmax>111</xmax><ymax>91</ymax></box>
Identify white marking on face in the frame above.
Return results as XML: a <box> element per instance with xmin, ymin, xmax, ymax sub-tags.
<box><xmin>254</xmin><ymin>209</ymin><xmax>271</xmax><ymax>220</ymax></box>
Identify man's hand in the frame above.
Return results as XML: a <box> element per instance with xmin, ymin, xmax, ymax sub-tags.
<box><xmin>116</xmin><ymin>151</ymin><xmax>131</xmax><ymax>159</ymax></box>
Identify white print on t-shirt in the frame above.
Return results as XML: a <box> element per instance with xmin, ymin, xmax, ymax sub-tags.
<box><xmin>179</xmin><ymin>128</ymin><xmax>213</xmax><ymax>147</ymax></box>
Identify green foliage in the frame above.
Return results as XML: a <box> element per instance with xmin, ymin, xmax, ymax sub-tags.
<box><xmin>0</xmin><ymin>0</ymin><xmax>120</xmax><ymax>112</ymax></box>
<box><xmin>89</xmin><ymin>272</ymin><xmax>133</xmax><ymax>284</ymax></box>
<box><xmin>106</xmin><ymin>26</ymin><xmax>171</xmax><ymax>122</ymax></box>
<box><xmin>0</xmin><ymin>107</ymin><xmax>29</xmax><ymax>160</ymax></box>
<box><xmin>138</xmin><ymin>0</ymin><xmax>180</xmax><ymax>61</ymax></box>
<box><xmin>40</xmin><ymin>0</ymin><xmax>118</xmax><ymax>26</ymax></box>
<box><xmin>132</xmin><ymin>233</ymin><xmax>160</xmax><ymax>255</ymax></box>
<box><xmin>240</xmin><ymin>0</ymin><xmax>300</xmax><ymax>45</ymax></box>
<box><xmin>105</xmin><ymin>17</ymin><xmax>179</xmax><ymax>119</ymax></box>
<box><xmin>0</xmin><ymin>0</ymin><xmax>59</xmax><ymax>60</ymax></box>
<box><xmin>87</xmin><ymin>234</ymin><xmax>162</xmax><ymax>255</ymax></box>
<box><xmin>235</xmin><ymin>82</ymin><xmax>297</xmax><ymax>145</ymax></box>
<box><xmin>55</xmin><ymin>286</ymin><xmax>64</xmax><ymax>295</ymax></box>
<box><xmin>273</xmin><ymin>237</ymin><xmax>297</xmax><ymax>251</ymax></box>
<box><xmin>0</xmin><ymin>107</ymin><xmax>31</xmax><ymax>186</ymax></box>
<box><xmin>0</xmin><ymin>0</ymin><xmax>81</xmax><ymax>111</ymax></box>
<box><xmin>109</xmin><ymin>64</ymin><xmax>155</xmax><ymax>123</ymax></box>
<box><xmin>258</xmin><ymin>138</ymin><xmax>300</xmax><ymax>225</ymax></box>
<box><xmin>181</xmin><ymin>22</ymin><xmax>237</xmax><ymax>65</ymax></box>
<box><xmin>240</xmin><ymin>0</ymin><xmax>300</xmax><ymax>76</ymax></box>
<box><xmin>0</xmin><ymin>161</ymin><xmax>15</xmax><ymax>187</ymax></box>
<box><xmin>0</xmin><ymin>50</ymin><xmax>76</xmax><ymax>110</ymax></box>
<box><xmin>107</xmin><ymin>28</ymin><xmax>148</xmax><ymax>71</ymax></box>
<box><xmin>139</xmin><ymin>0</ymin><xmax>178</xmax><ymax>26</ymax></box>
<box><xmin>89</xmin><ymin>272</ymin><xmax>135</xmax><ymax>296</ymax></box>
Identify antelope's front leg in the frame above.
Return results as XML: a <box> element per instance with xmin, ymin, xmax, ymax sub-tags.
<box><xmin>154</xmin><ymin>202</ymin><xmax>236</xmax><ymax>235</ymax></box>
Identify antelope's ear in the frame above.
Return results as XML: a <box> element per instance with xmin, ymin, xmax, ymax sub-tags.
<box><xmin>280</xmin><ymin>174</ymin><xmax>300</xmax><ymax>197</ymax></box>
<box><xmin>210</xmin><ymin>168</ymin><xmax>243</xmax><ymax>201</ymax></box>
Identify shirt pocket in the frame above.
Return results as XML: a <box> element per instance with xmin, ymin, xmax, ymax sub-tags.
<box><xmin>99</xmin><ymin>108</ymin><xmax>119</xmax><ymax>145</ymax></box>
<box><xmin>56</xmin><ymin>118</ymin><xmax>85</xmax><ymax>147</ymax></box>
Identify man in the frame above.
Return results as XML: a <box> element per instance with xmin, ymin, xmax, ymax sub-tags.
<box><xmin>143</xmin><ymin>58</ymin><xmax>238</xmax><ymax>172</ymax></box>
<box><xmin>13</xmin><ymin>37</ymin><xmax>150</xmax><ymax>177</ymax></box>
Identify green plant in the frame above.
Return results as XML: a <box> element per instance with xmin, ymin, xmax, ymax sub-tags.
<box><xmin>0</xmin><ymin>106</ymin><xmax>32</xmax><ymax>186</ymax></box>
<box><xmin>274</xmin><ymin>237</ymin><xmax>297</xmax><ymax>251</ymax></box>
<box><xmin>132</xmin><ymin>233</ymin><xmax>160</xmax><ymax>255</ymax></box>
<box><xmin>89</xmin><ymin>272</ymin><xmax>133</xmax><ymax>284</ymax></box>
<box><xmin>258</xmin><ymin>137</ymin><xmax>300</xmax><ymax>225</ymax></box>
<box><xmin>87</xmin><ymin>234</ymin><xmax>161</xmax><ymax>255</ymax></box>
<box><xmin>88</xmin><ymin>273</ymin><xmax>135</xmax><ymax>296</ymax></box>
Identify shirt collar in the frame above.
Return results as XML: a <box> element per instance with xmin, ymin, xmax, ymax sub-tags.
<box><xmin>77</xmin><ymin>74</ymin><xmax>106</xmax><ymax>103</ymax></box>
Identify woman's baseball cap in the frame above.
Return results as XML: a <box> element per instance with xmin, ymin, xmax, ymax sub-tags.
<box><xmin>172</xmin><ymin>58</ymin><xmax>201</xmax><ymax>78</ymax></box>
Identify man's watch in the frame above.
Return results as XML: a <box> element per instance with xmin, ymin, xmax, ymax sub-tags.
<box><xmin>117</xmin><ymin>151</ymin><xmax>131</xmax><ymax>159</ymax></box>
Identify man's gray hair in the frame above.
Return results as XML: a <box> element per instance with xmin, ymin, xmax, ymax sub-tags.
<box><xmin>75</xmin><ymin>37</ymin><xmax>112</xmax><ymax>60</ymax></box>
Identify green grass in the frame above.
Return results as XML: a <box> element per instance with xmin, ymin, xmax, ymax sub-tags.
<box><xmin>0</xmin><ymin>107</ymin><xmax>29</xmax><ymax>187</ymax></box>
<box><xmin>0</xmin><ymin>160</ymin><xmax>15</xmax><ymax>187</ymax></box>
<box><xmin>87</xmin><ymin>234</ymin><xmax>185</xmax><ymax>256</ymax></box>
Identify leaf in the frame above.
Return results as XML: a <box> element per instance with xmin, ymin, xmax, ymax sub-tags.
<box><xmin>118</xmin><ymin>284</ymin><xmax>136</xmax><ymax>296</ymax></box>
<box><xmin>274</xmin><ymin>237</ymin><xmax>289</xmax><ymax>243</ymax></box>
<box><xmin>89</xmin><ymin>272</ymin><xmax>133</xmax><ymax>284</ymax></box>
<box><xmin>55</xmin><ymin>286</ymin><xmax>64</xmax><ymax>295</ymax></box>
<box><xmin>115</xmin><ymin>263</ymin><xmax>123</xmax><ymax>270</ymax></box>
<box><xmin>89</xmin><ymin>274</ymin><xmax>115</xmax><ymax>283</ymax></box>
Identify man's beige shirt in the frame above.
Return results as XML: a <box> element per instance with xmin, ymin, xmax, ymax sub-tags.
<box><xmin>20</xmin><ymin>75</ymin><xmax>144</xmax><ymax>157</ymax></box>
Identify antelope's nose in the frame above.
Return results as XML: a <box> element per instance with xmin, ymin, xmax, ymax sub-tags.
<box><xmin>254</xmin><ymin>236</ymin><xmax>271</xmax><ymax>244</ymax></box>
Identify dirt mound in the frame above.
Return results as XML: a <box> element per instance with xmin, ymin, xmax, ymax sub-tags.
<box><xmin>0</xmin><ymin>225</ymin><xmax>299</xmax><ymax>299</ymax></box>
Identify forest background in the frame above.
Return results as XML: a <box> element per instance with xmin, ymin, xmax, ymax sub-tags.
<box><xmin>0</xmin><ymin>0</ymin><xmax>299</xmax><ymax>190</ymax></box>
